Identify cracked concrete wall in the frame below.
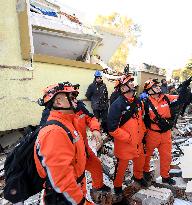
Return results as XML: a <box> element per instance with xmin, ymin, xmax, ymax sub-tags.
<box><xmin>0</xmin><ymin>63</ymin><xmax>99</xmax><ymax>131</ymax></box>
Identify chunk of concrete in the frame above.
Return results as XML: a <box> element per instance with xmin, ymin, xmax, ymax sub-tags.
<box><xmin>0</xmin><ymin>130</ymin><xmax>23</xmax><ymax>149</ymax></box>
<box><xmin>180</xmin><ymin>146</ymin><xmax>192</xmax><ymax>179</ymax></box>
<box><xmin>154</xmin><ymin>177</ymin><xmax>188</xmax><ymax>200</ymax></box>
<box><xmin>130</xmin><ymin>186</ymin><xmax>174</xmax><ymax>205</ymax></box>
<box><xmin>185</xmin><ymin>180</ymin><xmax>192</xmax><ymax>202</ymax></box>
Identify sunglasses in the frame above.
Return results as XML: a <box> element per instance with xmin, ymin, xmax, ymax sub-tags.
<box><xmin>96</xmin><ymin>77</ymin><xmax>102</xmax><ymax>79</ymax></box>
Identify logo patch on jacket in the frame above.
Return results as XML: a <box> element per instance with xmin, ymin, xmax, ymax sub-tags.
<box><xmin>126</xmin><ymin>106</ymin><xmax>130</xmax><ymax>110</ymax></box>
<box><xmin>161</xmin><ymin>104</ymin><xmax>168</xmax><ymax>108</ymax></box>
<box><xmin>73</xmin><ymin>130</ymin><xmax>80</xmax><ymax>143</ymax></box>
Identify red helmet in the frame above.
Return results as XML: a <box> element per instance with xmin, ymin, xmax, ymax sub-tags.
<box><xmin>42</xmin><ymin>82</ymin><xmax>76</xmax><ymax>105</ymax></box>
<box><xmin>144</xmin><ymin>79</ymin><xmax>159</xmax><ymax>91</ymax></box>
<box><xmin>119</xmin><ymin>74</ymin><xmax>134</xmax><ymax>86</ymax></box>
<box><xmin>114</xmin><ymin>75</ymin><xmax>134</xmax><ymax>90</ymax></box>
<box><xmin>72</xmin><ymin>84</ymin><xmax>80</xmax><ymax>98</ymax></box>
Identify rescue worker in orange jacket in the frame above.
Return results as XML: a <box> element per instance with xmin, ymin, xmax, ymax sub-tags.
<box><xmin>34</xmin><ymin>82</ymin><xmax>88</xmax><ymax>205</ymax></box>
<box><xmin>142</xmin><ymin>78</ymin><xmax>191</xmax><ymax>185</ymax></box>
<box><xmin>72</xmin><ymin>85</ymin><xmax>111</xmax><ymax>204</ymax></box>
<box><xmin>107</xmin><ymin>75</ymin><xmax>147</xmax><ymax>202</ymax></box>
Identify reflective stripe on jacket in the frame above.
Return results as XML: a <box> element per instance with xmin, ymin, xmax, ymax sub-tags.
<box><xmin>34</xmin><ymin>111</ymin><xmax>86</xmax><ymax>205</ymax></box>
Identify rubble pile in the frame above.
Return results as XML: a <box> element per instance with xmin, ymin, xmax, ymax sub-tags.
<box><xmin>0</xmin><ymin>114</ymin><xmax>192</xmax><ymax>204</ymax></box>
<box><xmin>130</xmin><ymin>186</ymin><xmax>174</xmax><ymax>205</ymax></box>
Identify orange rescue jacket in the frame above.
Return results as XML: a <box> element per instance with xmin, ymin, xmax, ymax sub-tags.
<box><xmin>108</xmin><ymin>96</ymin><xmax>146</xmax><ymax>160</ymax></box>
<box><xmin>147</xmin><ymin>94</ymin><xmax>178</xmax><ymax>131</ymax></box>
<box><xmin>34</xmin><ymin>111</ymin><xmax>86</xmax><ymax>204</ymax></box>
<box><xmin>76</xmin><ymin>109</ymin><xmax>100</xmax><ymax>147</ymax></box>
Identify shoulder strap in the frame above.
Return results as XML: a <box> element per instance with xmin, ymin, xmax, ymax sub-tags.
<box><xmin>119</xmin><ymin>97</ymin><xmax>141</xmax><ymax>127</ymax></box>
<box><xmin>163</xmin><ymin>95</ymin><xmax>171</xmax><ymax>106</ymax></box>
<box><xmin>43</xmin><ymin>120</ymin><xmax>74</xmax><ymax>143</ymax></box>
<box><xmin>146</xmin><ymin>99</ymin><xmax>162</xmax><ymax>121</ymax></box>
<box><xmin>143</xmin><ymin>98</ymin><xmax>149</xmax><ymax>115</ymax></box>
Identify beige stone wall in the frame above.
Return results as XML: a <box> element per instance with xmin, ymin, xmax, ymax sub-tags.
<box><xmin>137</xmin><ymin>71</ymin><xmax>166</xmax><ymax>94</ymax></box>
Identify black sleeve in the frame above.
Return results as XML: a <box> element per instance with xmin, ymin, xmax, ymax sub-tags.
<box><xmin>39</xmin><ymin>108</ymin><xmax>50</xmax><ymax>126</ymax></box>
<box><xmin>177</xmin><ymin>78</ymin><xmax>192</xmax><ymax>104</ymax></box>
<box><xmin>110</xmin><ymin>91</ymin><xmax>120</xmax><ymax>105</ymax></box>
<box><xmin>77</xmin><ymin>101</ymin><xmax>94</xmax><ymax>117</ymax></box>
<box><xmin>104</xmin><ymin>84</ymin><xmax>108</xmax><ymax>100</ymax></box>
<box><xmin>107</xmin><ymin>100</ymin><xmax>122</xmax><ymax>132</ymax></box>
<box><xmin>85</xmin><ymin>84</ymin><xmax>93</xmax><ymax>100</ymax></box>
<box><xmin>190</xmin><ymin>93</ymin><xmax>192</xmax><ymax>103</ymax></box>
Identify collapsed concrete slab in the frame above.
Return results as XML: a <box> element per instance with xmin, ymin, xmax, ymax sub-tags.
<box><xmin>180</xmin><ymin>146</ymin><xmax>192</xmax><ymax>179</ymax></box>
<box><xmin>154</xmin><ymin>177</ymin><xmax>192</xmax><ymax>201</ymax></box>
<box><xmin>130</xmin><ymin>186</ymin><xmax>174</xmax><ymax>205</ymax></box>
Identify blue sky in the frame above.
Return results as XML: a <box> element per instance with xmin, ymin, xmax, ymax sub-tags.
<box><xmin>57</xmin><ymin>0</ymin><xmax>192</xmax><ymax>72</ymax></box>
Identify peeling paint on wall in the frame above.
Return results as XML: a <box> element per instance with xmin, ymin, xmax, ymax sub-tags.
<box><xmin>16</xmin><ymin>0</ymin><xmax>26</xmax><ymax>12</ymax></box>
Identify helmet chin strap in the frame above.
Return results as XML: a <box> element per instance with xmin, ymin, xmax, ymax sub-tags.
<box><xmin>122</xmin><ymin>84</ymin><xmax>136</xmax><ymax>95</ymax></box>
<box><xmin>52</xmin><ymin>93</ymin><xmax>76</xmax><ymax>111</ymax></box>
<box><xmin>148</xmin><ymin>88</ymin><xmax>161</xmax><ymax>95</ymax></box>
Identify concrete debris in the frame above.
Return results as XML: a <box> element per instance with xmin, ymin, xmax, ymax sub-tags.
<box><xmin>0</xmin><ymin>130</ymin><xmax>23</xmax><ymax>149</ymax></box>
<box><xmin>0</xmin><ymin>114</ymin><xmax>192</xmax><ymax>204</ymax></box>
<box><xmin>180</xmin><ymin>146</ymin><xmax>192</xmax><ymax>178</ymax></box>
<box><xmin>174</xmin><ymin>199</ymin><xmax>192</xmax><ymax>205</ymax></box>
<box><xmin>154</xmin><ymin>177</ymin><xmax>192</xmax><ymax>201</ymax></box>
<box><xmin>123</xmin><ymin>182</ymin><xmax>142</xmax><ymax>199</ymax></box>
<box><xmin>101</xmin><ymin>141</ymin><xmax>114</xmax><ymax>157</ymax></box>
<box><xmin>101</xmin><ymin>154</ymin><xmax>116</xmax><ymax>179</ymax></box>
<box><xmin>130</xmin><ymin>186</ymin><xmax>174</xmax><ymax>205</ymax></box>
<box><xmin>186</xmin><ymin>181</ymin><xmax>192</xmax><ymax>193</ymax></box>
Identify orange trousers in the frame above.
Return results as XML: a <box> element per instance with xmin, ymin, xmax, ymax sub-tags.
<box><xmin>113</xmin><ymin>150</ymin><xmax>145</xmax><ymax>188</ymax></box>
<box><xmin>85</xmin><ymin>147</ymin><xmax>104</xmax><ymax>189</ymax></box>
<box><xmin>143</xmin><ymin>130</ymin><xmax>172</xmax><ymax>178</ymax></box>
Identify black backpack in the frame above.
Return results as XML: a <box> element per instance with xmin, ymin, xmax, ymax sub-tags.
<box><xmin>4</xmin><ymin>120</ymin><xmax>73</xmax><ymax>204</ymax></box>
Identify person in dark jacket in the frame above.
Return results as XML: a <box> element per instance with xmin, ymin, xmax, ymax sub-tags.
<box><xmin>160</xmin><ymin>79</ymin><xmax>168</xmax><ymax>94</ymax></box>
<box><xmin>168</xmin><ymin>85</ymin><xmax>178</xmax><ymax>95</ymax></box>
<box><xmin>107</xmin><ymin>74</ymin><xmax>147</xmax><ymax>203</ymax></box>
<box><xmin>86</xmin><ymin>70</ymin><xmax>109</xmax><ymax>133</ymax></box>
<box><xmin>179</xmin><ymin>86</ymin><xmax>192</xmax><ymax>116</ymax></box>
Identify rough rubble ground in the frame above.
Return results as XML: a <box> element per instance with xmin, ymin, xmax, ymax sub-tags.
<box><xmin>0</xmin><ymin>114</ymin><xmax>192</xmax><ymax>204</ymax></box>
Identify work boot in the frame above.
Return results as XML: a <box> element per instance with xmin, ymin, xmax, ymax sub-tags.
<box><xmin>90</xmin><ymin>184</ymin><xmax>111</xmax><ymax>204</ymax></box>
<box><xmin>113</xmin><ymin>187</ymin><xmax>123</xmax><ymax>204</ymax></box>
<box><xmin>162</xmin><ymin>177</ymin><xmax>176</xmax><ymax>185</ymax></box>
<box><xmin>132</xmin><ymin>176</ymin><xmax>148</xmax><ymax>187</ymax></box>
<box><xmin>143</xmin><ymin>171</ymin><xmax>152</xmax><ymax>181</ymax></box>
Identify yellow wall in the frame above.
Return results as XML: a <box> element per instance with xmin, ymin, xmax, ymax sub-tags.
<box><xmin>0</xmin><ymin>59</ymin><xmax>103</xmax><ymax>131</ymax></box>
<box><xmin>0</xmin><ymin>0</ymin><xmax>113</xmax><ymax>131</ymax></box>
<box><xmin>0</xmin><ymin>0</ymin><xmax>26</xmax><ymax>66</ymax></box>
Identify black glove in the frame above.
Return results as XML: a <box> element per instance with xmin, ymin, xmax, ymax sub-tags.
<box><xmin>178</xmin><ymin>77</ymin><xmax>192</xmax><ymax>104</ymax></box>
<box><xmin>182</xmin><ymin>76</ymin><xmax>192</xmax><ymax>88</ymax></box>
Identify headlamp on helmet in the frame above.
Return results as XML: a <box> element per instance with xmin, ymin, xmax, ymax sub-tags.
<box><xmin>144</xmin><ymin>79</ymin><xmax>159</xmax><ymax>91</ymax></box>
<box><xmin>41</xmin><ymin>82</ymin><xmax>76</xmax><ymax>106</ymax></box>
